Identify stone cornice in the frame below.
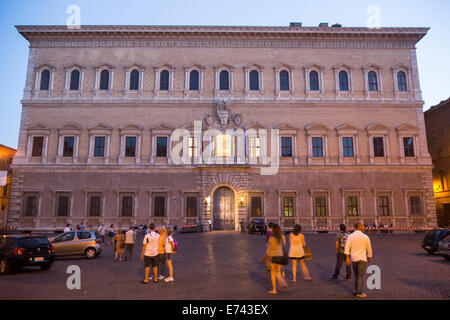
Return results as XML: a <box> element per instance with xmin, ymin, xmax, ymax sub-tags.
<box><xmin>16</xmin><ymin>25</ymin><xmax>429</xmax><ymax>49</ymax></box>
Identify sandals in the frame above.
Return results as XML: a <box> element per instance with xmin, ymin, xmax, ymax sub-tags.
<box><xmin>268</xmin><ymin>290</ymin><xmax>277</xmax><ymax>295</ymax></box>
<box><xmin>140</xmin><ymin>281</ymin><xmax>148</xmax><ymax>284</ymax></box>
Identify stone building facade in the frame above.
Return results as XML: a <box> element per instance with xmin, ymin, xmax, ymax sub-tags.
<box><xmin>424</xmin><ymin>97</ymin><xmax>450</xmax><ymax>226</ymax></box>
<box><xmin>0</xmin><ymin>145</ymin><xmax>17</xmax><ymax>226</ymax></box>
<box><xmin>9</xmin><ymin>24</ymin><xmax>436</xmax><ymax>231</ymax></box>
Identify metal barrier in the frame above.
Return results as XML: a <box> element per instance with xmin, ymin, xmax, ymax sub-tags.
<box><xmin>175</xmin><ymin>224</ymin><xmax>201</xmax><ymax>233</ymax></box>
<box><xmin>314</xmin><ymin>226</ymin><xmax>434</xmax><ymax>232</ymax></box>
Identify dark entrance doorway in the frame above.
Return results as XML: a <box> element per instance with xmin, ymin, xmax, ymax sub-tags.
<box><xmin>213</xmin><ymin>186</ymin><xmax>235</xmax><ymax>230</ymax></box>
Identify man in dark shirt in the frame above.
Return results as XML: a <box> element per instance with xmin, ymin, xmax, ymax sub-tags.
<box><xmin>330</xmin><ymin>224</ymin><xmax>351</xmax><ymax>280</ymax></box>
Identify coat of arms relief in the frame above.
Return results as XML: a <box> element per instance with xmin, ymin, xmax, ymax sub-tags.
<box><xmin>204</xmin><ymin>100</ymin><xmax>242</xmax><ymax>128</ymax></box>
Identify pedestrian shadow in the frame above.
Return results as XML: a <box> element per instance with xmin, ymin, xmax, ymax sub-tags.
<box><xmin>428</xmin><ymin>258</ymin><xmax>450</xmax><ymax>266</ymax></box>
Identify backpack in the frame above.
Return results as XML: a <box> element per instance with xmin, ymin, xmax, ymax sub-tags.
<box><xmin>172</xmin><ymin>236</ymin><xmax>178</xmax><ymax>252</ymax></box>
<box><xmin>340</xmin><ymin>232</ymin><xmax>349</xmax><ymax>249</ymax></box>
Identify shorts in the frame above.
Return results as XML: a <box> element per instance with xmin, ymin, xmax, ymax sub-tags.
<box><xmin>144</xmin><ymin>255</ymin><xmax>159</xmax><ymax>268</ymax></box>
<box><xmin>272</xmin><ymin>256</ymin><xmax>288</xmax><ymax>265</ymax></box>
<box><xmin>289</xmin><ymin>256</ymin><xmax>305</xmax><ymax>260</ymax></box>
<box><xmin>166</xmin><ymin>253</ymin><xmax>173</xmax><ymax>260</ymax></box>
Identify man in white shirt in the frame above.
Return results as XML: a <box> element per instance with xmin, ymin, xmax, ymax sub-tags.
<box><xmin>140</xmin><ymin>223</ymin><xmax>160</xmax><ymax>284</ymax></box>
<box><xmin>124</xmin><ymin>226</ymin><xmax>135</xmax><ymax>261</ymax></box>
<box><xmin>64</xmin><ymin>224</ymin><xmax>71</xmax><ymax>233</ymax></box>
<box><xmin>97</xmin><ymin>224</ymin><xmax>106</xmax><ymax>244</ymax></box>
<box><xmin>345</xmin><ymin>222</ymin><xmax>373</xmax><ymax>298</ymax></box>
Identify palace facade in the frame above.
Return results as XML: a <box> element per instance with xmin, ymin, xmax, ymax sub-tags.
<box><xmin>8</xmin><ymin>24</ymin><xmax>436</xmax><ymax>231</ymax></box>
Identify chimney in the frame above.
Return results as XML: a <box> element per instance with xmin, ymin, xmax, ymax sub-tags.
<box><xmin>332</xmin><ymin>23</ymin><xmax>342</xmax><ymax>27</ymax></box>
<box><xmin>319</xmin><ymin>22</ymin><xmax>329</xmax><ymax>27</ymax></box>
<box><xmin>289</xmin><ymin>22</ymin><xmax>302</xmax><ymax>27</ymax></box>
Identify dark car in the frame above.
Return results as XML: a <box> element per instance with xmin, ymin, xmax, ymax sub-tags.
<box><xmin>248</xmin><ymin>218</ymin><xmax>267</xmax><ymax>235</ymax></box>
<box><xmin>0</xmin><ymin>234</ymin><xmax>55</xmax><ymax>274</ymax></box>
<box><xmin>421</xmin><ymin>229</ymin><xmax>450</xmax><ymax>254</ymax></box>
<box><xmin>437</xmin><ymin>235</ymin><xmax>450</xmax><ymax>261</ymax></box>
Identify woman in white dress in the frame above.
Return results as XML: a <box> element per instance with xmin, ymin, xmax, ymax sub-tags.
<box><xmin>289</xmin><ymin>224</ymin><xmax>311</xmax><ymax>282</ymax></box>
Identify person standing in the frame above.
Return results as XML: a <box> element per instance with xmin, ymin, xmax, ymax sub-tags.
<box><xmin>64</xmin><ymin>224</ymin><xmax>71</xmax><ymax>233</ymax></box>
<box><xmin>345</xmin><ymin>222</ymin><xmax>373</xmax><ymax>298</ymax></box>
<box><xmin>124</xmin><ymin>226</ymin><xmax>135</xmax><ymax>261</ymax></box>
<box><xmin>114</xmin><ymin>230</ymin><xmax>125</xmax><ymax>262</ymax></box>
<box><xmin>240</xmin><ymin>220</ymin><xmax>245</xmax><ymax>235</ymax></box>
<box><xmin>157</xmin><ymin>226</ymin><xmax>167</xmax><ymax>280</ymax></box>
<box><xmin>331</xmin><ymin>224</ymin><xmax>351</xmax><ymax>281</ymax></box>
<box><xmin>141</xmin><ymin>223</ymin><xmax>160</xmax><ymax>284</ymax></box>
<box><xmin>107</xmin><ymin>224</ymin><xmax>115</xmax><ymax>245</ymax></box>
<box><xmin>80</xmin><ymin>222</ymin><xmax>85</xmax><ymax>230</ymax></box>
<box><xmin>98</xmin><ymin>224</ymin><xmax>106</xmax><ymax>244</ymax></box>
<box><xmin>164</xmin><ymin>228</ymin><xmax>175</xmax><ymax>282</ymax></box>
<box><xmin>289</xmin><ymin>224</ymin><xmax>311</xmax><ymax>282</ymax></box>
<box><xmin>265</xmin><ymin>224</ymin><xmax>288</xmax><ymax>295</ymax></box>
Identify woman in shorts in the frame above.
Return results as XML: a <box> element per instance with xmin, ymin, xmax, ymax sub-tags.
<box><xmin>289</xmin><ymin>224</ymin><xmax>311</xmax><ymax>282</ymax></box>
<box><xmin>266</xmin><ymin>224</ymin><xmax>288</xmax><ymax>295</ymax></box>
<box><xmin>164</xmin><ymin>228</ymin><xmax>175</xmax><ymax>282</ymax></box>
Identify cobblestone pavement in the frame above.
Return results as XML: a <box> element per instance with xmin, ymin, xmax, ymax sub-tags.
<box><xmin>0</xmin><ymin>231</ymin><xmax>449</xmax><ymax>300</ymax></box>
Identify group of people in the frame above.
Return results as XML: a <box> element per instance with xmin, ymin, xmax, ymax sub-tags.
<box><xmin>263</xmin><ymin>221</ymin><xmax>373</xmax><ymax>298</ymax></box>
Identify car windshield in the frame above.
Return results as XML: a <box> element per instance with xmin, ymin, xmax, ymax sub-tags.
<box><xmin>253</xmin><ymin>219</ymin><xmax>264</xmax><ymax>224</ymax></box>
<box><xmin>18</xmin><ymin>238</ymin><xmax>49</xmax><ymax>248</ymax></box>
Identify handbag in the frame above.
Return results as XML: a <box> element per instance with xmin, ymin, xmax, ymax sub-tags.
<box><xmin>303</xmin><ymin>246</ymin><xmax>312</xmax><ymax>261</ymax></box>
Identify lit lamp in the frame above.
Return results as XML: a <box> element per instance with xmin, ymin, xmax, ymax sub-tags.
<box><xmin>204</xmin><ymin>196</ymin><xmax>211</xmax><ymax>205</ymax></box>
<box><xmin>239</xmin><ymin>194</ymin><xmax>245</xmax><ymax>206</ymax></box>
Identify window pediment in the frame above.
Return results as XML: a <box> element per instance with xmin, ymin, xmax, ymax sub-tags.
<box><xmin>332</xmin><ymin>63</ymin><xmax>352</xmax><ymax>71</ymax></box>
<box><xmin>362</xmin><ymin>63</ymin><xmax>381</xmax><ymax>71</ymax></box>
<box><xmin>303</xmin><ymin>63</ymin><xmax>324</xmax><ymax>70</ymax></box>
<box><xmin>154</xmin><ymin>63</ymin><xmax>173</xmax><ymax>70</ymax></box>
<box><xmin>184</xmin><ymin>63</ymin><xmax>205</xmax><ymax>70</ymax></box>
<box><xmin>273</xmin><ymin>62</ymin><xmax>294</xmax><ymax>70</ymax></box>
<box><xmin>366</xmin><ymin>123</ymin><xmax>388</xmax><ymax>134</ymax></box>
<box><xmin>95</xmin><ymin>64</ymin><xmax>114</xmax><ymax>71</ymax></box>
<box><xmin>119</xmin><ymin>123</ymin><xmax>144</xmax><ymax>131</ymax></box>
<box><xmin>305</xmin><ymin>123</ymin><xmax>328</xmax><ymax>134</ymax></box>
<box><xmin>336</xmin><ymin>123</ymin><xmax>358</xmax><ymax>134</ymax></box>
<box><xmin>28</xmin><ymin>123</ymin><xmax>50</xmax><ymax>131</ymax></box>
<box><xmin>150</xmin><ymin>123</ymin><xmax>174</xmax><ymax>133</ymax></box>
<box><xmin>243</xmin><ymin>63</ymin><xmax>264</xmax><ymax>71</ymax></box>
<box><xmin>391</xmin><ymin>64</ymin><xmax>410</xmax><ymax>71</ymax></box>
<box><xmin>214</xmin><ymin>63</ymin><xmax>234</xmax><ymax>71</ymax></box>
<box><xmin>274</xmin><ymin>123</ymin><xmax>297</xmax><ymax>132</ymax></box>
<box><xmin>88</xmin><ymin>122</ymin><xmax>113</xmax><ymax>131</ymax></box>
<box><xmin>57</xmin><ymin>123</ymin><xmax>83</xmax><ymax>131</ymax></box>
<box><xmin>396</xmin><ymin>123</ymin><xmax>418</xmax><ymax>132</ymax></box>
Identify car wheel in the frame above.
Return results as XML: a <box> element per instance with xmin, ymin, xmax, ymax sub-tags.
<box><xmin>0</xmin><ymin>257</ymin><xmax>11</xmax><ymax>275</ymax></box>
<box><xmin>40</xmin><ymin>263</ymin><xmax>52</xmax><ymax>271</ymax></box>
<box><xmin>84</xmin><ymin>248</ymin><xmax>97</xmax><ymax>259</ymax></box>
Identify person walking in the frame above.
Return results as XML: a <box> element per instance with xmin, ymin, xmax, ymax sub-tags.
<box><xmin>265</xmin><ymin>224</ymin><xmax>288</xmax><ymax>295</ymax></box>
<box><xmin>240</xmin><ymin>220</ymin><xmax>246</xmax><ymax>235</ymax></box>
<box><xmin>114</xmin><ymin>230</ymin><xmax>125</xmax><ymax>262</ymax></box>
<box><xmin>157</xmin><ymin>226</ymin><xmax>167</xmax><ymax>280</ymax></box>
<box><xmin>64</xmin><ymin>224</ymin><xmax>71</xmax><ymax>233</ymax></box>
<box><xmin>331</xmin><ymin>224</ymin><xmax>351</xmax><ymax>281</ymax></box>
<box><xmin>98</xmin><ymin>224</ymin><xmax>106</xmax><ymax>244</ymax></box>
<box><xmin>141</xmin><ymin>223</ymin><xmax>160</xmax><ymax>284</ymax></box>
<box><xmin>124</xmin><ymin>226</ymin><xmax>135</xmax><ymax>261</ymax></box>
<box><xmin>107</xmin><ymin>224</ymin><xmax>115</xmax><ymax>245</ymax></box>
<box><xmin>289</xmin><ymin>224</ymin><xmax>311</xmax><ymax>282</ymax></box>
<box><xmin>164</xmin><ymin>228</ymin><xmax>175</xmax><ymax>282</ymax></box>
<box><xmin>345</xmin><ymin>222</ymin><xmax>373</xmax><ymax>298</ymax></box>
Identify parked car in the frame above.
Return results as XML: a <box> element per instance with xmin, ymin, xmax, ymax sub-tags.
<box><xmin>0</xmin><ymin>234</ymin><xmax>55</xmax><ymax>274</ymax></box>
<box><xmin>421</xmin><ymin>228</ymin><xmax>450</xmax><ymax>254</ymax></box>
<box><xmin>50</xmin><ymin>230</ymin><xmax>103</xmax><ymax>259</ymax></box>
<box><xmin>437</xmin><ymin>235</ymin><xmax>450</xmax><ymax>261</ymax></box>
<box><xmin>248</xmin><ymin>218</ymin><xmax>267</xmax><ymax>235</ymax></box>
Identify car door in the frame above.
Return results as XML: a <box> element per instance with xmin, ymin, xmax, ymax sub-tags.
<box><xmin>76</xmin><ymin>231</ymin><xmax>92</xmax><ymax>254</ymax></box>
<box><xmin>52</xmin><ymin>232</ymin><xmax>75</xmax><ymax>256</ymax></box>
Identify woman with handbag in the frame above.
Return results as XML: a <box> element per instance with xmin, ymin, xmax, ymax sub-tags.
<box><xmin>265</xmin><ymin>224</ymin><xmax>289</xmax><ymax>295</ymax></box>
<box><xmin>289</xmin><ymin>224</ymin><xmax>312</xmax><ymax>282</ymax></box>
<box><xmin>114</xmin><ymin>229</ymin><xmax>125</xmax><ymax>262</ymax></box>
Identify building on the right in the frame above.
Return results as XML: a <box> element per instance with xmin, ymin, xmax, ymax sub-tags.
<box><xmin>424</xmin><ymin>97</ymin><xmax>450</xmax><ymax>227</ymax></box>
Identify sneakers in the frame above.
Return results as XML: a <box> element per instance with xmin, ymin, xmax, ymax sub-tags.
<box><xmin>164</xmin><ymin>277</ymin><xmax>174</xmax><ymax>282</ymax></box>
<box><xmin>158</xmin><ymin>275</ymin><xmax>165</xmax><ymax>280</ymax></box>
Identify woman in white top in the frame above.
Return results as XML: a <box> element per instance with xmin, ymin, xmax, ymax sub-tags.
<box><xmin>164</xmin><ymin>228</ymin><xmax>175</xmax><ymax>282</ymax></box>
<box><xmin>289</xmin><ymin>224</ymin><xmax>311</xmax><ymax>282</ymax></box>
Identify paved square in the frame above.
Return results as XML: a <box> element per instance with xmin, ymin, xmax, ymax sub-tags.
<box><xmin>0</xmin><ymin>231</ymin><xmax>449</xmax><ymax>300</ymax></box>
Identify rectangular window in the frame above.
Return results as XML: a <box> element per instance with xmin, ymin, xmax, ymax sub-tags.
<box><xmin>214</xmin><ymin>134</ymin><xmax>235</xmax><ymax>157</ymax></box>
<box><xmin>186</xmin><ymin>196</ymin><xmax>197</xmax><ymax>217</ymax></box>
<box><xmin>88</xmin><ymin>194</ymin><xmax>102</xmax><ymax>217</ymax></box>
<box><xmin>403</xmin><ymin>137</ymin><xmax>415</xmax><ymax>157</ymax></box>
<box><xmin>346</xmin><ymin>196</ymin><xmax>358</xmax><ymax>216</ymax></box>
<box><xmin>251</xmin><ymin>196</ymin><xmax>263</xmax><ymax>217</ymax></box>
<box><xmin>125</xmin><ymin>137</ymin><xmax>136</xmax><ymax>157</ymax></box>
<box><xmin>23</xmin><ymin>194</ymin><xmax>38</xmax><ymax>217</ymax></box>
<box><xmin>283</xmin><ymin>196</ymin><xmax>294</xmax><ymax>217</ymax></box>
<box><xmin>156</xmin><ymin>137</ymin><xmax>168</xmax><ymax>157</ymax></box>
<box><xmin>409</xmin><ymin>195</ymin><xmax>422</xmax><ymax>216</ymax></box>
<box><xmin>377</xmin><ymin>196</ymin><xmax>390</xmax><ymax>216</ymax></box>
<box><xmin>343</xmin><ymin>137</ymin><xmax>354</xmax><ymax>157</ymax></box>
<box><xmin>281</xmin><ymin>137</ymin><xmax>292</xmax><ymax>157</ymax></box>
<box><xmin>94</xmin><ymin>137</ymin><xmax>105</xmax><ymax>157</ymax></box>
<box><xmin>373</xmin><ymin>137</ymin><xmax>384</xmax><ymax>157</ymax></box>
<box><xmin>312</xmin><ymin>137</ymin><xmax>323</xmax><ymax>157</ymax></box>
<box><xmin>188</xmin><ymin>137</ymin><xmax>198</xmax><ymax>157</ymax></box>
<box><xmin>56</xmin><ymin>194</ymin><xmax>70</xmax><ymax>217</ymax></box>
<box><xmin>249</xmin><ymin>137</ymin><xmax>261</xmax><ymax>158</ymax></box>
<box><xmin>121</xmin><ymin>195</ymin><xmax>133</xmax><ymax>217</ymax></box>
<box><xmin>315</xmin><ymin>196</ymin><xmax>327</xmax><ymax>217</ymax></box>
<box><xmin>63</xmin><ymin>136</ymin><xmax>75</xmax><ymax>157</ymax></box>
<box><xmin>31</xmin><ymin>136</ymin><xmax>44</xmax><ymax>157</ymax></box>
<box><xmin>154</xmin><ymin>196</ymin><xmax>166</xmax><ymax>217</ymax></box>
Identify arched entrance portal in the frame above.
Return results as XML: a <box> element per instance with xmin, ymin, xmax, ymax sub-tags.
<box><xmin>213</xmin><ymin>186</ymin><xmax>235</xmax><ymax>230</ymax></box>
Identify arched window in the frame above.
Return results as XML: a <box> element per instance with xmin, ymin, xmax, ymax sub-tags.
<box><xmin>279</xmin><ymin>70</ymin><xmax>289</xmax><ymax>91</ymax></box>
<box><xmin>99</xmin><ymin>70</ymin><xmax>110</xmax><ymax>90</ymax></box>
<box><xmin>397</xmin><ymin>71</ymin><xmax>407</xmax><ymax>91</ymax></box>
<box><xmin>129</xmin><ymin>70</ymin><xmax>139</xmax><ymax>91</ymax></box>
<box><xmin>310</xmin><ymin>71</ymin><xmax>319</xmax><ymax>91</ymax></box>
<box><xmin>160</xmin><ymin>70</ymin><xmax>169</xmax><ymax>90</ymax></box>
<box><xmin>368</xmin><ymin>71</ymin><xmax>378</xmax><ymax>91</ymax></box>
<box><xmin>69</xmin><ymin>70</ymin><xmax>80</xmax><ymax>91</ymax></box>
<box><xmin>249</xmin><ymin>70</ymin><xmax>259</xmax><ymax>90</ymax></box>
<box><xmin>219</xmin><ymin>70</ymin><xmax>229</xmax><ymax>90</ymax></box>
<box><xmin>189</xmin><ymin>70</ymin><xmax>199</xmax><ymax>90</ymax></box>
<box><xmin>40</xmin><ymin>70</ymin><xmax>50</xmax><ymax>90</ymax></box>
<box><xmin>339</xmin><ymin>70</ymin><xmax>349</xmax><ymax>91</ymax></box>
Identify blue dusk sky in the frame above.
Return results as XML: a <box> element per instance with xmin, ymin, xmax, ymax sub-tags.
<box><xmin>0</xmin><ymin>0</ymin><xmax>449</xmax><ymax>149</ymax></box>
